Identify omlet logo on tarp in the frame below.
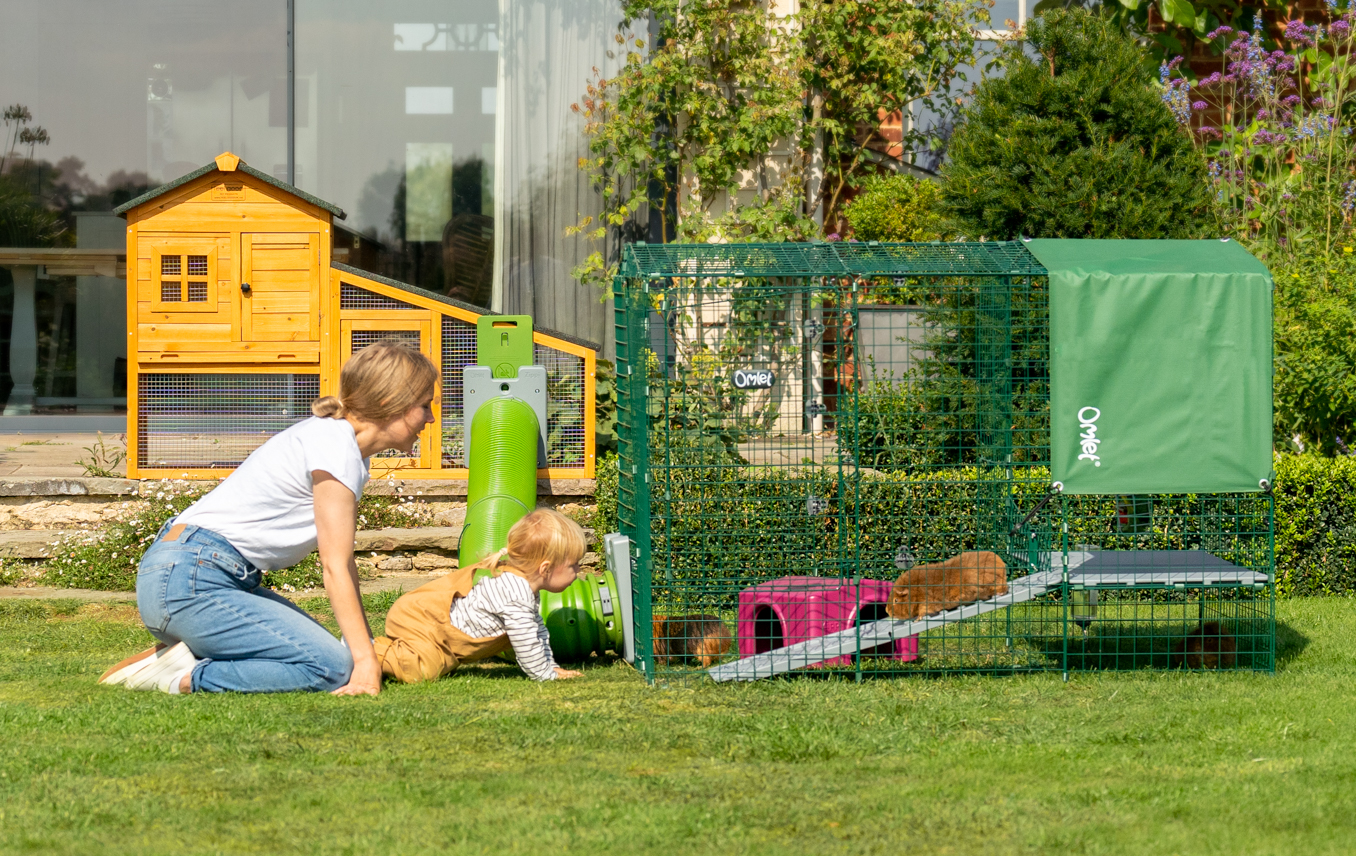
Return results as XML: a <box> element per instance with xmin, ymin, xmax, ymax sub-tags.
<box><xmin>1078</xmin><ymin>406</ymin><xmax>1103</xmax><ymax>467</ymax></box>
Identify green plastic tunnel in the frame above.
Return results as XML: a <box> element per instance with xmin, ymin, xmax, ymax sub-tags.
<box><xmin>459</xmin><ymin>396</ymin><xmax>540</xmax><ymax>568</ymax></box>
<box><xmin>459</xmin><ymin>394</ymin><xmax>625</xmax><ymax>662</ymax></box>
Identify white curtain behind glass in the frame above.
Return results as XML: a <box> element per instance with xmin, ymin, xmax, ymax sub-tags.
<box><xmin>493</xmin><ymin>0</ymin><xmax>626</xmax><ymax>355</ymax></box>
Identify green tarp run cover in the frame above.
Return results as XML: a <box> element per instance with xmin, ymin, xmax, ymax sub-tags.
<box><xmin>1027</xmin><ymin>239</ymin><xmax>1272</xmax><ymax>495</ymax></box>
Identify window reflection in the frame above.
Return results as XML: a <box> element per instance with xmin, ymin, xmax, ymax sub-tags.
<box><xmin>296</xmin><ymin>0</ymin><xmax>498</xmax><ymax>306</ymax></box>
<box><xmin>0</xmin><ymin>0</ymin><xmax>286</xmax><ymax>413</ymax></box>
<box><xmin>0</xmin><ymin>0</ymin><xmax>624</xmax><ymax>418</ymax></box>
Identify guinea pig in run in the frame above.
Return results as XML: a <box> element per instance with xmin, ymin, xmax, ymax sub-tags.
<box><xmin>1170</xmin><ymin>622</ymin><xmax>1238</xmax><ymax>669</ymax></box>
<box><xmin>652</xmin><ymin>615</ymin><xmax>732</xmax><ymax>667</ymax></box>
<box><xmin>887</xmin><ymin>550</ymin><xmax>1009</xmax><ymax>621</ymax></box>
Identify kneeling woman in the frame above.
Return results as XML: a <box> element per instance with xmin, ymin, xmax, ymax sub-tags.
<box><xmin>100</xmin><ymin>341</ymin><xmax>436</xmax><ymax>695</ymax></box>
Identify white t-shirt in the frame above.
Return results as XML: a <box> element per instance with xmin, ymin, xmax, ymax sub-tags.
<box><xmin>175</xmin><ymin>417</ymin><xmax>371</xmax><ymax>570</ymax></box>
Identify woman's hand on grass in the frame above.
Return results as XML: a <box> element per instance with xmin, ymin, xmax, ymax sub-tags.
<box><xmin>314</xmin><ymin>471</ymin><xmax>381</xmax><ymax>697</ymax></box>
<box><xmin>554</xmin><ymin>667</ymin><xmax>582</xmax><ymax>680</ymax></box>
<box><xmin>332</xmin><ymin>657</ymin><xmax>382</xmax><ymax>696</ymax></box>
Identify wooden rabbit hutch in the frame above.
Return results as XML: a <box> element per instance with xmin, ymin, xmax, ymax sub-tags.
<box><xmin>114</xmin><ymin>152</ymin><xmax>596</xmax><ymax>481</ymax></box>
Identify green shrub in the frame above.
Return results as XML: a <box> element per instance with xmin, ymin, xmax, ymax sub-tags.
<box><xmin>1272</xmin><ymin>258</ymin><xmax>1356</xmax><ymax>457</ymax></box>
<box><xmin>940</xmin><ymin>9</ymin><xmax>1211</xmax><ymax>240</ymax></box>
<box><xmin>842</xmin><ymin>175</ymin><xmax>947</xmax><ymax>242</ymax></box>
<box><xmin>837</xmin><ymin>377</ymin><xmax>956</xmax><ymax>471</ymax></box>
<box><xmin>836</xmin><ymin>287</ymin><xmax>1049</xmax><ymax>475</ymax></box>
<box><xmin>595</xmin><ymin>360</ymin><xmax>618</xmax><ymax>457</ymax></box>
<box><xmin>591</xmin><ymin>452</ymin><xmax>619</xmax><ymax>536</ymax></box>
<box><xmin>1274</xmin><ymin>454</ymin><xmax>1356</xmax><ymax>597</ymax></box>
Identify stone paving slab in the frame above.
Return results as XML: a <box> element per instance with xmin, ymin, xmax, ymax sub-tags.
<box><xmin>736</xmin><ymin>434</ymin><xmax>840</xmax><ymax>466</ymax></box>
<box><xmin>0</xmin><ymin>477</ymin><xmax>137</xmax><ymax>496</ymax></box>
<box><xmin>354</xmin><ymin>573</ymin><xmax>439</xmax><ymax>594</ymax></box>
<box><xmin>0</xmin><ymin>434</ymin><xmax>128</xmax><ymax>479</ymax></box>
<box><xmin>0</xmin><ymin>585</ymin><xmax>135</xmax><ymax>602</ymax></box>
<box><xmin>355</xmin><ymin>527</ymin><xmax>461</xmax><ymax>552</ymax></box>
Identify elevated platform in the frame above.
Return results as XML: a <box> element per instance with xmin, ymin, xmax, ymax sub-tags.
<box><xmin>707</xmin><ymin>551</ymin><xmax>1271</xmax><ymax>682</ymax></box>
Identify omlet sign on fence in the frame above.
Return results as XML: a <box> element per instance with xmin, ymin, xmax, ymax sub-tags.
<box><xmin>600</xmin><ymin>239</ymin><xmax>1275</xmax><ymax>685</ymax></box>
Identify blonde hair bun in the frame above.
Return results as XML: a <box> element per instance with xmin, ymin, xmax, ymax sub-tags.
<box><xmin>311</xmin><ymin>396</ymin><xmax>345</xmax><ymax>418</ymax></box>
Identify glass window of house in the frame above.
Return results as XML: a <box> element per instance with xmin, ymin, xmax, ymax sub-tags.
<box><xmin>296</xmin><ymin>0</ymin><xmax>499</xmax><ymax>306</ymax></box>
<box><xmin>0</xmin><ymin>0</ymin><xmax>286</xmax><ymax>412</ymax></box>
<box><xmin>297</xmin><ymin>0</ymin><xmax>627</xmax><ymax>354</ymax></box>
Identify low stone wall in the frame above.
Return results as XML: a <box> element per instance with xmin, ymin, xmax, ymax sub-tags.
<box><xmin>0</xmin><ymin>498</ymin><xmax>133</xmax><ymax>531</ymax></box>
<box><xmin>0</xmin><ymin>477</ymin><xmax>599</xmax><ymax>582</ymax></box>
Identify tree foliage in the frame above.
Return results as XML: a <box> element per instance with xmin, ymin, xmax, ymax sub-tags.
<box><xmin>1039</xmin><ymin>0</ymin><xmax>1301</xmax><ymax>68</ymax></box>
<box><xmin>0</xmin><ymin>103</ymin><xmax>63</xmax><ymax>248</ymax></box>
<box><xmin>941</xmin><ymin>9</ymin><xmax>1213</xmax><ymax>240</ymax></box>
<box><xmin>570</xmin><ymin>0</ymin><xmax>984</xmax><ymax>289</ymax></box>
<box><xmin>801</xmin><ymin>0</ymin><xmax>982</xmax><ymax>219</ymax></box>
<box><xmin>0</xmin><ymin>176</ymin><xmax>63</xmax><ymax>248</ymax></box>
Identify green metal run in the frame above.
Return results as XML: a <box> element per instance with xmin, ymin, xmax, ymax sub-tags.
<box><xmin>613</xmin><ymin>240</ymin><xmax>1276</xmax><ymax>685</ymax></box>
<box><xmin>620</xmin><ymin>240</ymin><xmax>1046</xmax><ymax>279</ymax></box>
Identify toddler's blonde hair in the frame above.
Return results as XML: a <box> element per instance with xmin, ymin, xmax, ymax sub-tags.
<box><xmin>311</xmin><ymin>340</ymin><xmax>437</xmax><ymax>423</ymax></box>
<box><xmin>495</xmin><ymin>508</ymin><xmax>587</xmax><ymax>578</ymax></box>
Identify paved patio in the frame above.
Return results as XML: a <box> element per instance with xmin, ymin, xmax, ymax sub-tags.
<box><xmin>0</xmin><ymin>433</ymin><xmax>127</xmax><ymax>478</ymax></box>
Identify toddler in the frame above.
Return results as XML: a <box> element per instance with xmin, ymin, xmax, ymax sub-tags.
<box><xmin>374</xmin><ymin>508</ymin><xmax>586</xmax><ymax>682</ymax></box>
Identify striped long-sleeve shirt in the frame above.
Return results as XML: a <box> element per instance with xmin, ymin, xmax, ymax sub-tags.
<box><xmin>448</xmin><ymin>571</ymin><xmax>558</xmax><ymax>681</ymax></box>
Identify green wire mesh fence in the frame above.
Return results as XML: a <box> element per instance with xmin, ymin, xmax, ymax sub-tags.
<box><xmin>614</xmin><ymin>242</ymin><xmax>1275</xmax><ymax>685</ymax></box>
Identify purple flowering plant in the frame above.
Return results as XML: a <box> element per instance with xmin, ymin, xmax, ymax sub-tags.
<box><xmin>1161</xmin><ymin>10</ymin><xmax>1356</xmax><ymax>259</ymax></box>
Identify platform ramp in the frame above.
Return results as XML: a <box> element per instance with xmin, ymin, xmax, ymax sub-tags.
<box><xmin>707</xmin><ymin>550</ymin><xmax>1268</xmax><ymax>683</ymax></box>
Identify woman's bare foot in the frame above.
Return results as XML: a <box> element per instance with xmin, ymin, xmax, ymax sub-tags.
<box><xmin>179</xmin><ymin>672</ymin><xmax>192</xmax><ymax>693</ymax></box>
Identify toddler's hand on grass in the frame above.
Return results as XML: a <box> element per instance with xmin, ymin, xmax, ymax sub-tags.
<box><xmin>554</xmin><ymin>667</ymin><xmax>583</xmax><ymax>680</ymax></box>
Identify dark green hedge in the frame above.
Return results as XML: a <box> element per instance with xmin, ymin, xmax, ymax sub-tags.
<box><xmin>596</xmin><ymin>453</ymin><xmax>1356</xmax><ymax>599</ymax></box>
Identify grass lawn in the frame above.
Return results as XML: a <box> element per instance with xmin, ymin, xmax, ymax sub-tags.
<box><xmin>0</xmin><ymin>595</ymin><xmax>1351</xmax><ymax>855</ymax></box>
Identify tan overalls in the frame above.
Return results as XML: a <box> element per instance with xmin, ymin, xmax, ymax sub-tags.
<box><xmin>373</xmin><ymin>563</ymin><xmax>512</xmax><ymax>684</ymax></box>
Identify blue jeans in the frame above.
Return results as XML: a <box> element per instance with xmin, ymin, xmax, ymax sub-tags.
<box><xmin>136</xmin><ymin>521</ymin><xmax>353</xmax><ymax>693</ymax></box>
